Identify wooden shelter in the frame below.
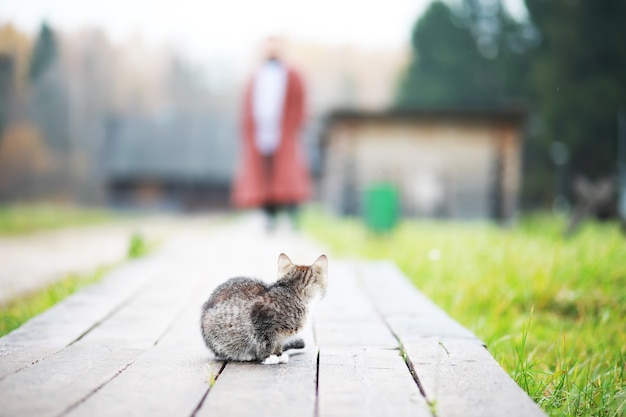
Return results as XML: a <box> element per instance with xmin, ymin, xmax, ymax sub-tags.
<box><xmin>320</xmin><ymin>108</ymin><xmax>526</xmax><ymax>222</ymax></box>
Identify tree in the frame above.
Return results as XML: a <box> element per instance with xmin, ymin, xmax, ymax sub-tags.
<box><xmin>29</xmin><ymin>22</ymin><xmax>58</xmax><ymax>82</ymax></box>
<box><xmin>0</xmin><ymin>53</ymin><xmax>12</xmax><ymax>135</ymax></box>
<box><xmin>0</xmin><ymin>24</ymin><xmax>33</xmax><ymax>134</ymax></box>
<box><xmin>398</xmin><ymin>0</ymin><xmax>626</xmax><ymax>208</ymax></box>
<box><xmin>0</xmin><ymin>123</ymin><xmax>53</xmax><ymax>201</ymax></box>
<box><xmin>396</xmin><ymin>0</ymin><xmax>534</xmax><ymax>108</ymax></box>
<box><xmin>525</xmin><ymin>0</ymin><xmax>626</xmax><ymax>180</ymax></box>
<box><xmin>455</xmin><ymin>0</ymin><xmax>538</xmax><ymax>102</ymax></box>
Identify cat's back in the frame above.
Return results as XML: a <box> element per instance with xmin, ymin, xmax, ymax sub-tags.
<box><xmin>202</xmin><ymin>277</ymin><xmax>268</xmax><ymax>314</ymax></box>
<box><xmin>201</xmin><ymin>277</ymin><xmax>270</xmax><ymax>359</ymax></box>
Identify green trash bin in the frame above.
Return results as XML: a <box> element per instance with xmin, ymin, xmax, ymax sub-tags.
<box><xmin>363</xmin><ymin>183</ymin><xmax>399</xmax><ymax>233</ymax></box>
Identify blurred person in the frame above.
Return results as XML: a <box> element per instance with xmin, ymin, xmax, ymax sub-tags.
<box><xmin>232</xmin><ymin>37</ymin><xmax>311</xmax><ymax>231</ymax></box>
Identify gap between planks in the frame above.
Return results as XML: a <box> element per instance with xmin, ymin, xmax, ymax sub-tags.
<box><xmin>314</xmin><ymin>261</ymin><xmax>432</xmax><ymax>417</ymax></box>
<box><xmin>357</xmin><ymin>261</ymin><xmax>547</xmax><ymax>417</ymax></box>
<box><xmin>58</xmin><ymin>263</ymin><xmax>228</xmax><ymax>417</ymax></box>
<box><xmin>0</xmin><ymin>256</ymin><xmax>165</xmax><ymax>381</ymax></box>
<box><xmin>59</xmin><ymin>223</ymin><xmax>327</xmax><ymax>417</ymax></box>
<box><xmin>0</xmin><ymin>239</ymin><xmax>218</xmax><ymax>417</ymax></box>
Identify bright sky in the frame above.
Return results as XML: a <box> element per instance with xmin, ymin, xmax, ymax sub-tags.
<box><xmin>0</xmin><ymin>0</ymin><xmax>526</xmax><ymax>66</ymax></box>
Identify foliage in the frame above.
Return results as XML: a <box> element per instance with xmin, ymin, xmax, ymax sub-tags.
<box><xmin>303</xmin><ymin>210</ymin><xmax>626</xmax><ymax>417</ymax></box>
<box><xmin>127</xmin><ymin>233</ymin><xmax>151</xmax><ymax>259</ymax></box>
<box><xmin>0</xmin><ymin>208</ymin><xmax>154</xmax><ymax>337</ymax></box>
<box><xmin>398</xmin><ymin>0</ymin><xmax>626</xmax><ymax>207</ymax></box>
<box><xmin>0</xmin><ymin>24</ymin><xmax>33</xmax><ymax>137</ymax></box>
<box><xmin>0</xmin><ymin>123</ymin><xmax>54</xmax><ymax>200</ymax></box>
<box><xmin>0</xmin><ymin>24</ymin><xmax>31</xmax><ymax>96</ymax></box>
<box><xmin>28</xmin><ymin>22</ymin><xmax>57</xmax><ymax>82</ymax></box>
<box><xmin>0</xmin><ymin>268</ymin><xmax>108</xmax><ymax>337</ymax></box>
<box><xmin>524</xmin><ymin>0</ymin><xmax>626</xmax><ymax>180</ymax></box>
<box><xmin>396</xmin><ymin>0</ymin><xmax>534</xmax><ymax>108</ymax></box>
<box><xmin>0</xmin><ymin>204</ymin><xmax>113</xmax><ymax>235</ymax></box>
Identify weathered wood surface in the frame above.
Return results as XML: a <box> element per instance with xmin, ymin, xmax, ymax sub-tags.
<box><xmin>316</xmin><ymin>261</ymin><xmax>431</xmax><ymax>417</ymax></box>
<box><xmin>360</xmin><ymin>261</ymin><xmax>546</xmax><ymax>417</ymax></box>
<box><xmin>0</xmin><ymin>257</ymin><xmax>164</xmax><ymax>380</ymax></box>
<box><xmin>0</xmin><ymin>216</ymin><xmax>546</xmax><ymax>417</ymax></box>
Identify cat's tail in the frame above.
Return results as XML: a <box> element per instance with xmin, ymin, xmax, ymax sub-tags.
<box><xmin>283</xmin><ymin>338</ymin><xmax>305</xmax><ymax>351</ymax></box>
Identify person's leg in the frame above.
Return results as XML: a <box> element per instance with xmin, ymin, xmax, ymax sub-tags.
<box><xmin>263</xmin><ymin>203</ymin><xmax>278</xmax><ymax>232</ymax></box>
<box><xmin>262</xmin><ymin>155</ymin><xmax>277</xmax><ymax>231</ymax></box>
<box><xmin>285</xmin><ymin>203</ymin><xmax>300</xmax><ymax>230</ymax></box>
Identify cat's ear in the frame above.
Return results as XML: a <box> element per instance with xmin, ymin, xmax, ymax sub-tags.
<box><xmin>313</xmin><ymin>254</ymin><xmax>328</xmax><ymax>272</ymax></box>
<box><xmin>277</xmin><ymin>253</ymin><xmax>293</xmax><ymax>274</ymax></box>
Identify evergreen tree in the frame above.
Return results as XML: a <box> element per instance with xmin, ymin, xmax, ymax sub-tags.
<box><xmin>396</xmin><ymin>1</ymin><xmax>534</xmax><ymax>108</ymax></box>
<box><xmin>0</xmin><ymin>54</ymin><xmax>13</xmax><ymax>135</ymax></box>
<box><xmin>29</xmin><ymin>22</ymin><xmax>58</xmax><ymax>82</ymax></box>
<box><xmin>456</xmin><ymin>0</ymin><xmax>538</xmax><ymax>102</ymax></box>
<box><xmin>525</xmin><ymin>0</ymin><xmax>626</xmax><ymax>180</ymax></box>
<box><xmin>397</xmin><ymin>0</ymin><xmax>626</xmax><ymax>207</ymax></box>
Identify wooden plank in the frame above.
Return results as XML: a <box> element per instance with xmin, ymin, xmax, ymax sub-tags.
<box><xmin>317</xmin><ymin>261</ymin><xmax>380</xmax><ymax>321</ymax></box>
<box><xmin>314</xmin><ymin>320</ymin><xmax>397</xmax><ymax>348</ymax></box>
<box><xmin>55</xmin><ymin>230</ymin><xmax>327</xmax><ymax>417</ymax></box>
<box><xmin>75</xmin><ymin>261</ymin><xmax>199</xmax><ymax>348</ymax></box>
<box><xmin>315</xmin><ymin>262</ymin><xmax>431</xmax><ymax>417</ymax></box>
<box><xmin>65</xmin><ymin>230</ymin><xmax>327</xmax><ymax>417</ymax></box>
<box><xmin>63</xmin><ymin>345</ymin><xmax>220</xmax><ymax>417</ymax></box>
<box><xmin>360</xmin><ymin>261</ymin><xmax>546</xmax><ymax>417</ymax></box>
<box><xmin>403</xmin><ymin>337</ymin><xmax>546</xmax><ymax>417</ymax></box>
<box><xmin>195</xmin><ymin>259</ymin><xmax>406</xmax><ymax>417</ymax></box>
<box><xmin>0</xmin><ymin>344</ymin><xmax>143</xmax><ymax>417</ymax></box>
<box><xmin>197</xmin><ymin>351</ymin><xmax>318</xmax><ymax>417</ymax></box>
<box><xmin>0</xmin><ymin>256</ymin><xmax>164</xmax><ymax>380</ymax></box>
<box><xmin>64</xmin><ymin>277</ymin><xmax>223</xmax><ymax>417</ymax></box>
<box><xmin>189</xmin><ymin>238</ymin><xmax>325</xmax><ymax>417</ymax></box>
<box><xmin>0</xmin><ymin>251</ymin><xmax>205</xmax><ymax>416</ymax></box>
<box><xmin>317</xmin><ymin>347</ymin><xmax>431</xmax><ymax>417</ymax></box>
<box><xmin>315</xmin><ymin>261</ymin><xmax>397</xmax><ymax>348</ymax></box>
<box><xmin>358</xmin><ymin>261</ymin><xmax>478</xmax><ymax>340</ymax></box>
<box><xmin>1</xmin><ymin>219</ymin><xmax>547</xmax><ymax>417</ymax></box>
<box><xmin>0</xmin><ymin>218</ymin><xmax>330</xmax><ymax>417</ymax></box>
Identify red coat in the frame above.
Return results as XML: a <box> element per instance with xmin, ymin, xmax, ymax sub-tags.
<box><xmin>232</xmin><ymin>66</ymin><xmax>312</xmax><ymax>208</ymax></box>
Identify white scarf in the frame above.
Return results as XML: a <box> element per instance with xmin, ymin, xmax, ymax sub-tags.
<box><xmin>252</xmin><ymin>60</ymin><xmax>288</xmax><ymax>156</ymax></box>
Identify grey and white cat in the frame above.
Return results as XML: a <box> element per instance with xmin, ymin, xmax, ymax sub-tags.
<box><xmin>200</xmin><ymin>253</ymin><xmax>328</xmax><ymax>365</ymax></box>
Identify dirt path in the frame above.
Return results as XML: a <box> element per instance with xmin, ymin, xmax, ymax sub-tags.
<box><xmin>0</xmin><ymin>214</ymin><xmax>219</xmax><ymax>304</ymax></box>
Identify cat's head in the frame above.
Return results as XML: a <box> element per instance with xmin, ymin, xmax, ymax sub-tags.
<box><xmin>277</xmin><ymin>253</ymin><xmax>328</xmax><ymax>299</ymax></box>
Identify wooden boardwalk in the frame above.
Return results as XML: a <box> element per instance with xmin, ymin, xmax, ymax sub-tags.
<box><xmin>0</xmin><ymin>216</ymin><xmax>546</xmax><ymax>417</ymax></box>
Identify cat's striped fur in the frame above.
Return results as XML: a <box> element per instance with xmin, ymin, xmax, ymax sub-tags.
<box><xmin>200</xmin><ymin>253</ymin><xmax>327</xmax><ymax>364</ymax></box>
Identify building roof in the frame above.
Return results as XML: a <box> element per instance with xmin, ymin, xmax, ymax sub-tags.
<box><xmin>325</xmin><ymin>107</ymin><xmax>527</xmax><ymax>126</ymax></box>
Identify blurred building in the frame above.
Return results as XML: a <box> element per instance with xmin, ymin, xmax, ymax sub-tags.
<box><xmin>320</xmin><ymin>108</ymin><xmax>526</xmax><ymax>222</ymax></box>
<box><xmin>104</xmin><ymin>108</ymin><xmax>237</xmax><ymax>211</ymax></box>
<box><xmin>68</xmin><ymin>32</ymin><xmax>241</xmax><ymax>210</ymax></box>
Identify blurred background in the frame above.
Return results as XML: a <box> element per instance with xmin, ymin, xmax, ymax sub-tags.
<box><xmin>0</xmin><ymin>0</ymin><xmax>625</xmax><ymax>221</ymax></box>
<box><xmin>1</xmin><ymin>3</ymin><xmax>625</xmax><ymax>415</ymax></box>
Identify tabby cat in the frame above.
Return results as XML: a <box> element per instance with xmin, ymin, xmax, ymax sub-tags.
<box><xmin>200</xmin><ymin>253</ymin><xmax>328</xmax><ymax>364</ymax></box>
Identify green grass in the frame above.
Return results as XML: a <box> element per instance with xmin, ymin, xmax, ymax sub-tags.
<box><xmin>0</xmin><ymin>267</ymin><xmax>109</xmax><ymax>337</ymax></box>
<box><xmin>303</xmin><ymin>210</ymin><xmax>626</xmax><ymax>417</ymax></box>
<box><xmin>0</xmin><ymin>204</ymin><xmax>115</xmax><ymax>236</ymax></box>
<box><xmin>0</xmin><ymin>203</ymin><xmax>126</xmax><ymax>337</ymax></box>
<box><xmin>127</xmin><ymin>232</ymin><xmax>153</xmax><ymax>259</ymax></box>
<box><xmin>0</xmin><ymin>231</ymin><xmax>159</xmax><ymax>338</ymax></box>
<box><xmin>0</xmin><ymin>204</ymin><xmax>159</xmax><ymax>337</ymax></box>
<box><xmin>1</xmin><ymin>221</ymin><xmax>158</xmax><ymax>338</ymax></box>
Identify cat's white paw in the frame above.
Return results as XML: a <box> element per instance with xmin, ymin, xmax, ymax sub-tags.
<box><xmin>261</xmin><ymin>353</ymin><xmax>289</xmax><ymax>365</ymax></box>
<box><xmin>261</xmin><ymin>355</ymin><xmax>280</xmax><ymax>365</ymax></box>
